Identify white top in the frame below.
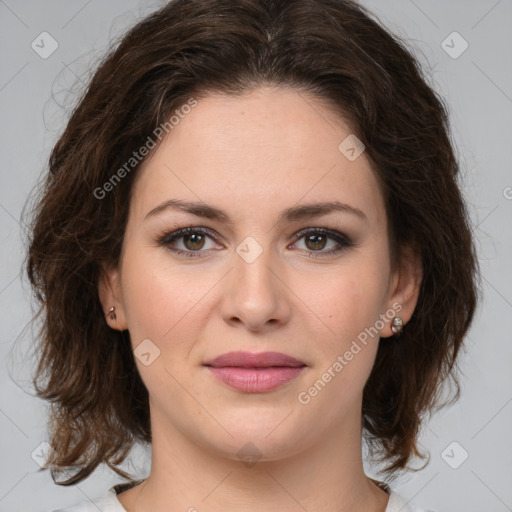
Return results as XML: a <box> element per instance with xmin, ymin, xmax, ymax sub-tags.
<box><xmin>48</xmin><ymin>479</ymin><xmax>434</xmax><ymax>511</ymax></box>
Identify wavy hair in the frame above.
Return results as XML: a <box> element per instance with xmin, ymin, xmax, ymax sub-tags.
<box><xmin>26</xmin><ymin>0</ymin><xmax>479</xmax><ymax>485</ymax></box>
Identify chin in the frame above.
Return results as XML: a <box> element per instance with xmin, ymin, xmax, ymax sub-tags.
<box><xmin>193</xmin><ymin>421</ymin><xmax>310</xmax><ymax>464</ymax></box>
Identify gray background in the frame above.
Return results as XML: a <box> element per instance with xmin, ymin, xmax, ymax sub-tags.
<box><xmin>1</xmin><ymin>1</ymin><xmax>511</xmax><ymax>511</ymax></box>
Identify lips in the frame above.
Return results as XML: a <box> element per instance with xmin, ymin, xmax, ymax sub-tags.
<box><xmin>203</xmin><ymin>351</ymin><xmax>306</xmax><ymax>393</ymax></box>
<box><xmin>203</xmin><ymin>351</ymin><xmax>306</xmax><ymax>368</ymax></box>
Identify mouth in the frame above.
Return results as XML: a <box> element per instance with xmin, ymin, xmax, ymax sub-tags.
<box><xmin>202</xmin><ymin>351</ymin><xmax>307</xmax><ymax>393</ymax></box>
<box><xmin>203</xmin><ymin>350</ymin><xmax>306</xmax><ymax>368</ymax></box>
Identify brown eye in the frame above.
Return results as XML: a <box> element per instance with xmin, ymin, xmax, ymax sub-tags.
<box><xmin>183</xmin><ymin>232</ymin><xmax>206</xmax><ymax>251</ymax></box>
<box><xmin>158</xmin><ymin>227</ymin><xmax>220</xmax><ymax>258</ymax></box>
<box><xmin>292</xmin><ymin>228</ymin><xmax>354</xmax><ymax>258</ymax></box>
<box><xmin>304</xmin><ymin>233</ymin><xmax>327</xmax><ymax>251</ymax></box>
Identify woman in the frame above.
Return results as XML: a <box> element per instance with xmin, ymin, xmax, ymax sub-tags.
<box><xmin>27</xmin><ymin>0</ymin><xmax>478</xmax><ymax>511</ymax></box>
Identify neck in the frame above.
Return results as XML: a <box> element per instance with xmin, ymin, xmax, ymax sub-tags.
<box><xmin>120</xmin><ymin>406</ymin><xmax>390</xmax><ymax>512</ymax></box>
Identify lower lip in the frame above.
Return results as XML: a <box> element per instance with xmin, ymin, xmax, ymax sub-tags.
<box><xmin>205</xmin><ymin>366</ymin><xmax>306</xmax><ymax>393</ymax></box>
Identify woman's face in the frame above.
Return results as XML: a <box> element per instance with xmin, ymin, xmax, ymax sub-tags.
<box><xmin>101</xmin><ymin>86</ymin><xmax>420</xmax><ymax>462</ymax></box>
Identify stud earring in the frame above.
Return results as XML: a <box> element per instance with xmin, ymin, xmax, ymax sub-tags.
<box><xmin>391</xmin><ymin>317</ymin><xmax>404</xmax><ymax>335</ymax></box>
<box><xmin>108</xmin><ymin>307</ymin><xmax>116</xmax><ymax>321</ymax></box>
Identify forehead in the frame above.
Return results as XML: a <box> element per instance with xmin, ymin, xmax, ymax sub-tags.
<box><xmin>130</xmin><ymin>87</ymin><xmax>386</xmax><ymax>227</ymax></box>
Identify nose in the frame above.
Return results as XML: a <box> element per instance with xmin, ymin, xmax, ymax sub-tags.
<box><xmin>220</xmin><ymin>242</ymin><xmax>292</xmax><ymax>332</ymax></box>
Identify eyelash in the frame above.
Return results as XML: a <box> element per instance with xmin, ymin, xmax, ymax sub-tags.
<box><xmin>157</xmin><ymin>226</ymin><xmax>354</xmax><ymax>259</ymax></box>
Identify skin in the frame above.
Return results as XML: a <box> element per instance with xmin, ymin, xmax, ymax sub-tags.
<box><xmin>99</xmin><ymin>86</ymin><xmax>422</xmax><ymax>512</ymax></box>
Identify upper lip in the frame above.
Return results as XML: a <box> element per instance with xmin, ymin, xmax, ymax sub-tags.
<box><xmin>203</xmin><ymin>351</ymin><xmax>306</xmax><ymax>368</ymax></box>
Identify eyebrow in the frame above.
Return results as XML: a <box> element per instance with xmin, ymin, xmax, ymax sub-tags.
<box><xmin>145</xmin><ymin>199</ymin><xmax>368</xmax><ymax>224</ymax></box>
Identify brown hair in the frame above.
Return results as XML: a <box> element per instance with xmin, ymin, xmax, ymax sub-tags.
<box><xmin>26</xmin><ymin>0</ymin><xmax>479</xmax><ymax>486</ymax></box>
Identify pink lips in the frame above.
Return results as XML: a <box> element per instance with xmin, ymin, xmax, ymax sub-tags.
<box><xmin>203</xmin><ymin>351</ymin><xmax>306</xmax><ymax>393</ymax></box>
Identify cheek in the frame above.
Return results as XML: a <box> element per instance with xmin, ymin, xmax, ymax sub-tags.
<box><xmin>120</xmin><ymin>245</ymin><xmax>215</xmax><ymax>345</ymax></box>
<box><xmin>294</xmin><ymin>257</ymin><xmax>390</xmax><ymax>396</ymax></box>
<box><xmin>119</xmin><ymin>241</ymin><xmax>173</xmax><ymax>343</ymax></box>
<box><xmin>300</xmin><ymin>263</ymin><xmax>387</xmax><ymax>342</ymax></box>
<box><xmin>296</xmin><ymin>274</ymin><xmax>386</xmax><ymax>410</ymax></box>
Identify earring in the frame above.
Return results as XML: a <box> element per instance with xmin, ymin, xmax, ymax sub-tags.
<box><xmin>108</xmin><ymin>307</ymin><xmax>116</xmax><ymax>321</ymax></box>
<box><xmin>391</xmin><ymin>317</ymin><xmax>404</xmax><ymax>335</ymax></box>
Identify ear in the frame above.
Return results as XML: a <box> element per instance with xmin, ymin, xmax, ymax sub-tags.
<box><xmin>98</xmin><ymin>264</ymin><xmax>128</xmax><ymax>331</ymax></box>
<box><xmin>381</xmin><ymin>244</ymin><xmax>423</xmax><ymax>338</ymax></box>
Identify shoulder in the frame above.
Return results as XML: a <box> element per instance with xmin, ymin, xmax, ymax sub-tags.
<box><xmin>386</xmin><ymin>489</ymin><xmax>437</xmax><ymax>512</ymax></box>
<box><xmin>45</xmin><ymin>483</ymin><xmax>130</xmax><ymax>512</ymax></box>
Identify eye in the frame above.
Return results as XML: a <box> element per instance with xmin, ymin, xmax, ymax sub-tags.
<box><xmin>157</xmin><ymin>227</ymin><xmax>220</xmax><ymax>258</ymax></box>
<box><xmin>157</xmin><ymin>226</ymin><xmax>354</xmax><ymax>259</ymax></box>
<box><xmin>290</xmin><ymin>228</ymin><xmax>354</xmax><ymax>258</ymax></box>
